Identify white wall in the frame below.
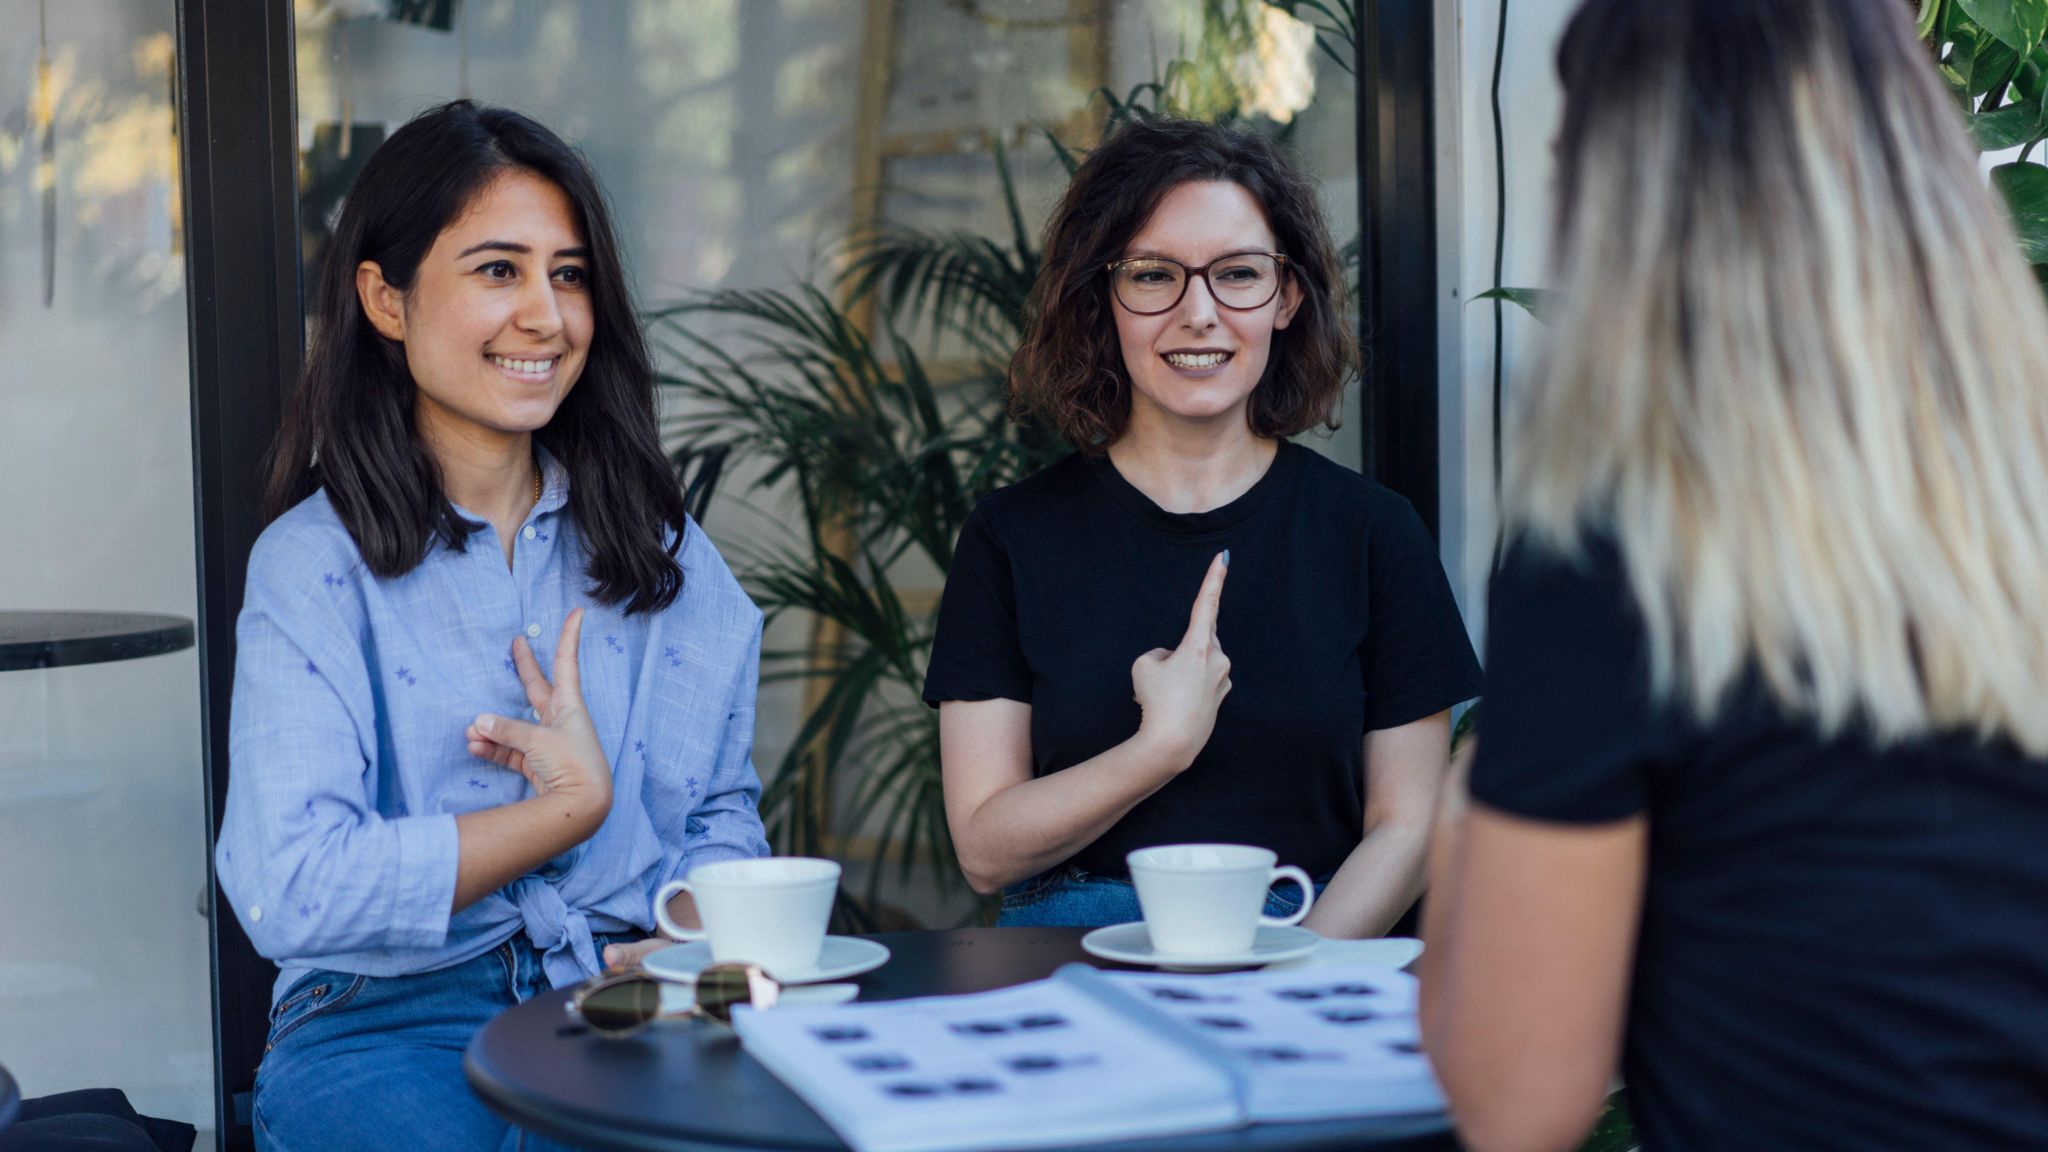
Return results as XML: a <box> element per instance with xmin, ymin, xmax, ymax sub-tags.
<box><xmin>1437</xmin><ymin>0</ymin><xmax>1577</xmax><ymax>651</ymax></box>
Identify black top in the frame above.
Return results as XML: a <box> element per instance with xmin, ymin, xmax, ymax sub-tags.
<box><xmin>1470</xmin><ymin>536</ymin><xmax>2048</xmax><ymax>1151</ymax></box>
<box><xmin>923</xmin><ymin>443</ymin><xmax>1483</xmax><ymax>879</ymax></box>
<box><xmin>0</xmin><ymin>611</ymin><xmax>196</xmax><ymax>673</ymax></box>
<box><xmin>464</xmin><ymin>928</ymin><xmax>1456</xmax><ymax>1152</ymax></box>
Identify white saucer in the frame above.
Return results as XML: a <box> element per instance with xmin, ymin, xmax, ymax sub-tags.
<box><xmin>1080</xmin><ymin>922</ymin><xmax>1322</xmax><ymax>971</ymax></box>
<box><xmin>643</xmin><ymin>936</ymin><xmax>891</xmax><ymax>985</ymax></box>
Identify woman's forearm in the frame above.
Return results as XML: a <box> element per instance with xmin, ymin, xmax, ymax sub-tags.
<box><xmin>1299</xmin><ymin>818</ymin><xmax>1433</xmax><ymax>938</ymax></box>
<box><xmin>451</xmin><ymin>791</ymin><xmax>604</xmax><ymax>912</ymax></box>
<box><xmin>953</xmin><ymin>729</ymin><xmax>1188</xmax><ymax>893</ymax></box>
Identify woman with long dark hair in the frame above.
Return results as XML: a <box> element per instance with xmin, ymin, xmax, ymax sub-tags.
<box><xmin>924</xmin><ymin>117</ymin><xmax>1482</xmax><ymax>937</ymax></box>
<box><xmin>1423</xmin><ymin>3</ymin><xmax>2048</xmax><ymax>1148</ymax></box>
<box><xmin>215</xmin><ymin>101</ymin><xmax>766</xmax><ymax>1149</ymax></box>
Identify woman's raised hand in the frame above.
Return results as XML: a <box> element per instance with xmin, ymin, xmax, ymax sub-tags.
<box><xmin>466</xmin><ymin>609</ymin><xmax>614</xmax><ymax>831</ymax></box>
<box><xmin>1130</xmin><ymin>551</ymin><xmax>1234</xmax><ymax>771</ymax></box>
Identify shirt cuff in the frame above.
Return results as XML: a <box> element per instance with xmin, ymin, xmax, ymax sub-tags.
<box><xmin>664</xmin><ymin>842</ymin><xmax>760</xmax><ymax>888</ymax></box>
<box><xmin>387</xmin><ymin>813</ymin><xmax>459</xmax><ymax>950</ymax></box>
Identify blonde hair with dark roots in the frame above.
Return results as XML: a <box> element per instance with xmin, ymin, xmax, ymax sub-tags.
<box><xmin>1009</xmin><ymin>117</ymin><xmax>1355</xmax><ymax>452</ymax></box>
<box><xmin>1514</xmin><ymin>0</ymin><xmax>2048</xmax><ymax>753</ymax></box>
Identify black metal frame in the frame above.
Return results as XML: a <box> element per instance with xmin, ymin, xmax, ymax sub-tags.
<box><xmin>168</xmin><ymin>2</ymin><xmax>1438</xmax><ymax>1148</ymax></box>
<box><xmin>1357</xmin><ymin>0</ymin><xmax>1442</xmax><ymax>537</ymax></box>
<box><xmin>176</xmin><ymin>1</ymin><xmax>303</xmax><ymax>1147</ymax></box>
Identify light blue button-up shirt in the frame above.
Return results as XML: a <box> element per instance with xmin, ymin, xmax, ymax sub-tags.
<box><xmin>215</xmin><ymin>451</ymin><xmax>769</xmax><ymax>1001</ymax></box>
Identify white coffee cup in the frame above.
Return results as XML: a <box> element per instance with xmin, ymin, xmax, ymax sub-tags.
<box><xmin>1127</xmin><ymin>844</ymin><xmax>1315</xmax><ymax>957</ymax></box>
<box><xmin>653</xmin><ymin>857</ymin><xmax>840</xmax><ymax>976</ymax></box>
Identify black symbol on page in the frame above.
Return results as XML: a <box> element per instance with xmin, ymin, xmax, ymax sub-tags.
<box><xmin>1244</xmin><ymin>1046</ymin><xmax>1342</xmax><ymax>1064</ymax></box>
<box><xmin>1318</xmin><ymin>1008</ymin><xmax>1380</xmax><ymax>1024</ymax></box>
<box><xmin>949</xmin><ymin>1013</ymin><xmax>1069</xmax><ymax>1038</ymax></box>
<box><xmin>812</xmin><ymin>1026</ymin><xmax>871</xmax><ymax>1043</ymax></box>
<box><xmin>1148</xmin><ymin>987</ymin><xmax>1236</xmax><ymax>1005</ymax></box>
<box><xmin>1274</xmin><ymin>989</ymin><xmax>1325</xmax><ymax>1002</ymax></box>
<box><xmin>1195</xmin><ymin>1016</ymin><xmax>1250</xmax><ymax>1032</ymax></box>
<box><xmin>884</xmin><ymin>1079</ymin><xmax>1007</xmax><ymax>1100</ymax></box>
<box><xmin>1003</xmin><ymin>1054</ymin><xmax>1101</xmax><ymax>1074</ymax></box>
<box><xmin>849</xmin><ymin>1054</ymin><xmax>912</xmax><ymax>1073</ymax></box>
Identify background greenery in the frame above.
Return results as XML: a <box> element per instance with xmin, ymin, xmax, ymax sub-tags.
<box><xmin>1488</xmin><ymin>0</ymin><xmax>2048</xmax><ymax>326</ymax></box>
<box><xmin>1925</xmin><ymin>0</ymin><xmax>2048</xmax><ymax>267</ymax></box>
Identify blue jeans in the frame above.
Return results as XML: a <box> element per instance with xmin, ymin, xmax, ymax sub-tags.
<box><xmin>253</xmin><ymin>932</ymin><xmax>642</xmax><ymax>1152</ymax></box>
<box><xmin>996</xmin><ymin>864</ymin><xmax>1325</xmax><ymax>928</ymax></box>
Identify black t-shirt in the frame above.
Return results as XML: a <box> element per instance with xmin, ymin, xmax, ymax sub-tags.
<box><xmin>1471</xmin><ymin>536</ymin><xmax>2048</xmax><ymax>1151</ymax></box>
<box><xmin>922</xmin><ymin>442</ymin><xmax>1483</xmax><ymax>879</ymax></box>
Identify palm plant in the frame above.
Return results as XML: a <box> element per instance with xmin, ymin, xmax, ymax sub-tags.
<box><xmin>649</xmin><ymin>135</ymin><xmax>1067</xmax><ymax>924</ymax></box>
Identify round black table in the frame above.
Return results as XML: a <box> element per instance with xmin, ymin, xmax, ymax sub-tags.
<box><xmin>466</xmin><ymin>927</ymin><xmax>1458</xmax><ymax>1152</ymax></box>
<box><xmin>0</xmin><ymin>612</ymin><xmax>195</xmax><ymax>673</ymax></box>
<box><xmin>0</xmin><ymin>1062</ymin><xmax>18</xmax><ymax>1135</ymax></box>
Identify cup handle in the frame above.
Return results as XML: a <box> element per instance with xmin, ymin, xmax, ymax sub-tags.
<box><xmin>654</xmin><ymin>879</ymin><xmax>706</xmax><ymax>941</ymax></box>
<box><xmin>1259</xmin><ymin>865</ymin><xmax>1315</xmax><ymax>928</ymax></box>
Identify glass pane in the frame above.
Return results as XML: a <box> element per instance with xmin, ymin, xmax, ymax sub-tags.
<box><xmin>0</xmin><ymin>0</ymin><xmax>211</xmax><ymax>1137</ymax></box>
<box><xmin>291</xmin><ymin>0</ymin><xmax>1357</xmax><ymax>927</ymax></box>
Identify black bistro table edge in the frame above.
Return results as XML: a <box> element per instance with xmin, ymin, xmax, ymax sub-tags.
<box><xmin>465</xmin><ymin>927</ymin><xmax>1460</xmax><ymax>1152</ymax></box>
<box><xmin>0</xmin><ymin>1063</ymin><xmax>18</xmax><ymax>1135</ymax></box>
<box><xmin>0</xmin><ymin>612</ymin><xmax>196</xmax><ymax>673</ymax></box>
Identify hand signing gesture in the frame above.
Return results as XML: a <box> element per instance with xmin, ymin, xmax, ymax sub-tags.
<box><xmin>1131</xmin><ymin>551</ymin><xmax>1234</xmax><ymax>771</ymax></box>
<box><xmin>466</xmin><ymin>609</ymin><xmax>614</xmax><ymax>832</ymax></box>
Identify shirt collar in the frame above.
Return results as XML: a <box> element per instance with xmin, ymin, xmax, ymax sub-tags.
<box><xmin>534</xmin><ymin>444</ymin><xmax>570</xmax><ymax>518</ymax></box>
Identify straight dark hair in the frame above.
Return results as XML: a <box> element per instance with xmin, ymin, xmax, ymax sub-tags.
<box><xmin>1009</xmin><ymin>116</ymin><xmax>1355</xmax><ymax>451</ymax></box>
<box><xmin>265</xmin><ymin>100</ymin><xmax>687</xmax><ymax>614</ymax></box>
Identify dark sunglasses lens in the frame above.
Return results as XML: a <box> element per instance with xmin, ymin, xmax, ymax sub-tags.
<box><xmin>580</xmin><ymin>977</ymin><xmax>661</xmax><ymax>1035</ymax></box>
<box><xmin>694</xmin><ymin>965</ymin><xmax>756</xmax><ymax>1024</ymax></box>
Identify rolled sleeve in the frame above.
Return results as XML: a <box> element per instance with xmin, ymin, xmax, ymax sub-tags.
<box><xmin>386</xmin><ymin>812</ymin><xmax>460</xmax><ymax>948</ymax></box>
<box><xmin>217</xmin><ymin>540</ymin><xmax>458</xmax><ymax>960</ymax></box>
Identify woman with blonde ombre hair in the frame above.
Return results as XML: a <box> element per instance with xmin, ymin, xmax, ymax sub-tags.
<box><xmin>1423</xmin><ymin>2</ymin><xmax>2048</xmax><ymax>1149</ymax></box>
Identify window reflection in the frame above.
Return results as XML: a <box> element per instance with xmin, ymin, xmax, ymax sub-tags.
<box><xmin>0</xmin><ymin>0</ymin><xmax>207</xmax><ymax>1135</ymax></box>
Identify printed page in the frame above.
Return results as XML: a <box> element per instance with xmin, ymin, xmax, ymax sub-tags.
<box><xmin>733</xmin><ymin>978</ymin><xmax>1243</xmax><ymax>1152</ymax></box>
<box><xmin>1077</xmin><ymin>965</ymin><xmax>1445</xmax><ymax>1122</ymax></box>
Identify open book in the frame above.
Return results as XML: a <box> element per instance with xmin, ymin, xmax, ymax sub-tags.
<box><xmin>731</xmin><ymin>962</ymin><xmax>1444</xmax><ymax>1152</ymax></box>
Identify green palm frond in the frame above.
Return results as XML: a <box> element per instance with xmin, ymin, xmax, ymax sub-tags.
<box><xmin>839</xmin><ymin>136</ymin><xmax>1041</xmax><ymax>354</ymax></box>
<box><xmin>652</xmin><ymin>271</ymin><xmax>1063</xmax><ymax>922</ymax></box>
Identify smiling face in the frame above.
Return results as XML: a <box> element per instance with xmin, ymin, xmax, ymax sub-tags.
<box><xmin>1112</xmin><ymin>180</ymin><xmax>1302</xmax><ymax>437</ymax></box>
<box><xmin>357</xmin><ymin>168</ymin><xmax>593</xmax><ymax>452</ymax></box>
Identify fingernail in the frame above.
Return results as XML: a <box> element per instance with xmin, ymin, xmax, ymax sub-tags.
<box><xmin>1220</xmin><ymin>549</ymin><xmax>1231</xmax><ymax>569</ymax></box>
<box><xmin>475</xmin><ymin>715</ymin><xmax>494</xmax><ymax>735</ymax></box>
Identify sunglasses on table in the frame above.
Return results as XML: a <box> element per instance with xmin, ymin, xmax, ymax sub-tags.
<box><xmin>565</xmin><ymin>962</ymin><xmax>781</xmax><ymax>1036</ymax></box>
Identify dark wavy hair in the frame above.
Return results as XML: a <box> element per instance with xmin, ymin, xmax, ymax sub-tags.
<box><xmin>265</xmin><ymin>100</ymin><xmax>688</xmax><ymax>614</ymax></box>
<box><xmin>1008</xmin><ymin>117</ymin><xmax>1356</xmax><ymax>452</ymax></box>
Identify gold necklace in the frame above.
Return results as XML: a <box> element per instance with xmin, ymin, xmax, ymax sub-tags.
<box><xmin>532</xmin><ymin>459</ymin><xmax>543</xmax><ymax>503</ymax></box>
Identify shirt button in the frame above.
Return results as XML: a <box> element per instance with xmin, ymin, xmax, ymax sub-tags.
<box><xmin>249</xmin><ymin>905</ymin><xmax>264</xmax><ymax>923</ymax></box>
<box><xmin>526</xmin><ymin>623</ymin><xmax>542</xmax><ymax>639</ymax></box>
<box><xmin>522</xmin><ymin>525</ymin><xmax>537</xmax><ymax>540</ymax></box>
<box><xmin>528</xmin><ymin>709</ymin><xmax>540</xmax><ymax>721</ymax></box>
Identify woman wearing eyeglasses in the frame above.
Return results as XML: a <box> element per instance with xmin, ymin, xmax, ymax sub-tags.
<box><xmin>214</xmin><ymin>102</ymin><xmax>767</xmax><ymax>1151</ymax></box>
<box><xmin>924</xmin><ymin>117</ymin><xmax>1482</xmax><ymax>937</ymax></box>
